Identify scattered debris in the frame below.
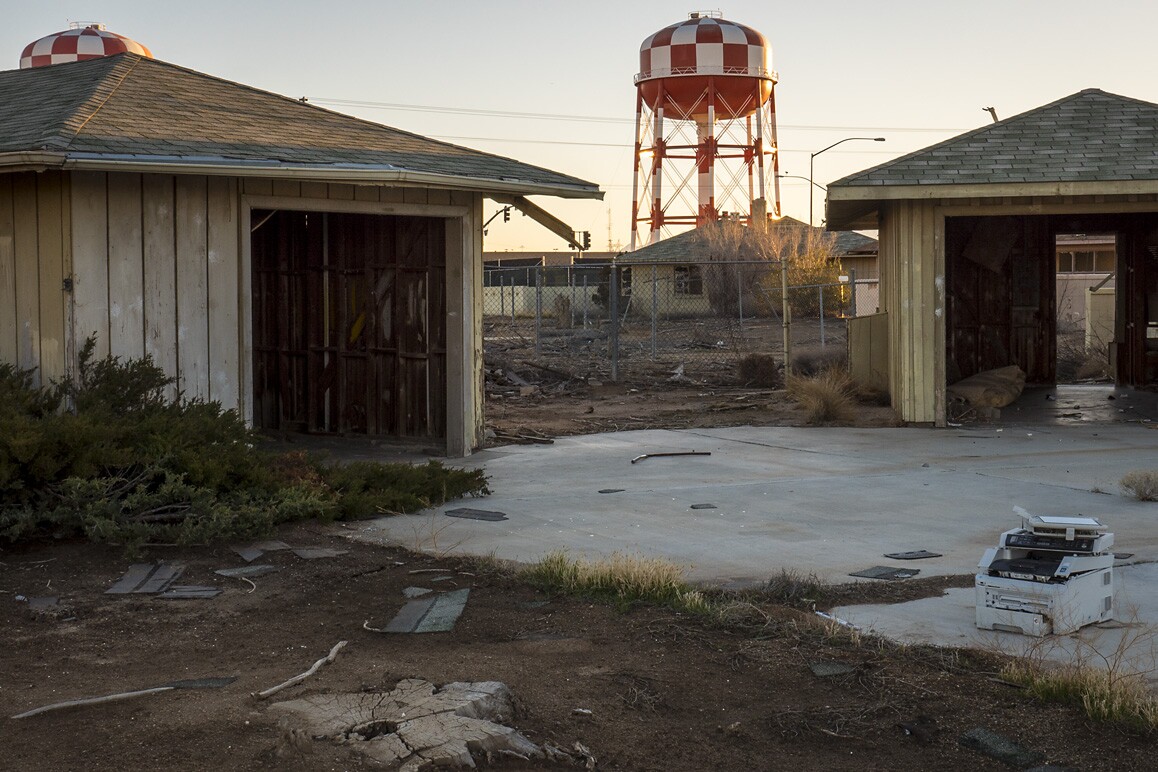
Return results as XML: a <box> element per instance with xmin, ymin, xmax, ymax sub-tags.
<box><xmin>572</xmin><ymin>707</ymin><xmax>593</xmax><ymax>716</ymax></box>
<box><xmin>883</xmin><ymin>550</ymin><xmax>942</xmax><ymax>560</ymax></box>
<box><xmin>403</xmin><ymin>587</ymin><xmax>432</xmax><ymax>598</ymax></box>
<box><xmin>444</xmin><ymin>507</ymin><xmax>509</xmax><ymax>522</ymax></box>
<box><xmin>215</xmin><ymin>565</ymin><xmax>278</xmax><ymax>578</ymax></box>
<box><xmin>24</xmin><ymin>596</ymin><xmax>59</xmax><ymax>610</ymax></box>
<box><xmin>231</xmin><ymin>546</ymin><xmax>265</xmax><ymax>563</ymax></box>
<box><xmin>808</xmin><ymin>662</ymin><xmax>858</xmax><ymax>678</ymax></box>
<box><xmin>269</xmin><ymin>679</ymin><xmax>540</xmax><ymax>770</ymax></box>
<box><xmin>293</xmin><ymin>548</ymin><xmax>349</xmax><ymax>560</ymax></box>
<box><xmin>814</xmin><ymin>611</ymin><xmax>858</xmax><ymax>629</ymax></box>
<box><xmin>689</xmin><ymin>503</ymin><xmax>717</xmax><ymax>510</ymax></box>
<box><xmin>598</xmin><ymin>488</ymin><xmax>625</xmax><ymax>494</ymax></box>
<box><xmin>251</xmin><ymin>540</ymin><xmax>292</xmax><ymax>552</ymax></box>
<box><xmin>959</xmin><ymin>726</ymin><xmax>1044</xmax><ymax>768</ymax></box>
<box><xmin>105</xmin><ymin>562</ymin><xmax>184</xmax><ymax>595</ymax></box>
<box><xmin>369</xmin><ymin>589</ymin><xmax>471</xmax><ymax>634</ymax></box>
<box><xmin>12</xmin><ymin>676</ymin><xmax>236</xmax><ymax>719</ymax></box>
<box><xmin>630</xmin><ymin>451</ymin><xmax>711</xmax><ymax>464</ymax></box>
<box><xmin>896</xmin><ymin>714</ymin><xmax>939</xmax><ymax>744</ymax></box>
<box><xmin>1115</xmin><ymin>552</ymin><xmax>1135</xmax><ymax>560</ymax></box>
<box><xmin>255</xmin><ymin>640</ymin><xmax>349</xmax><ymax>700</ymax></box>
<box><xmin>849</xmin><ymin>566</ymin><xmax>920</xmax><ymax>581</ymax></box>
<box><xmin>157</xmin><ymin>585</ymin><xmax>222</xmax><ymax>600</ymax></box>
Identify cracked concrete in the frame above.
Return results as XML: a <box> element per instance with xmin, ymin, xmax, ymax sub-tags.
<box><xmin>270</xmin><ymin>679</ymin><xmax>539</xmax><ymax>770</ymax></box>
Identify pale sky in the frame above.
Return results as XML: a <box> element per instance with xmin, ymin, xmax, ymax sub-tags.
<box><xmin>5</xmin><ymin>1</ymin><xmax>1157</xmax><ymax>251</ymax></box>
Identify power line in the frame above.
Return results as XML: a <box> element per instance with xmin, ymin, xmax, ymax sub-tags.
<box><xmin>430</xmin><ymin>134</ymin><xmax>903</xmax><ymax>154</ymax></box>
<box><xmin>311</xmin><ymin>96</ymin><xmax>963</xmax><ymax>134</ymax></box>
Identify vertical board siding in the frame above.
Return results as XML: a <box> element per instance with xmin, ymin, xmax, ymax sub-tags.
<box><xmin>0</xmin><ymin>176</ymin><xmax>17</xmax><ymax>365</ymax></box>
<box><xmin>106</xmin><ymin>174</ymin><xmax>145</xmax><ymax>359</ymax></box>
<box><xmin>175</xmin><ymin>176</ymin><xmax>210</xmax><ymax>398</ymax></box>
<box><xmin>12</xmin><ymin>174</ymin><xmax>41</xmax><ymax>374</ymax></box>
<box><xmin>70</xmin><ymin>171</ymin><xmax>110</xmax><ymax>359</ymax></box>
<box><xmin>141</xmin><ymin>174</ymin><xmax>178</xmax><ymax>387</ymax></box>
<box><xmin>206</xmin><ymin>176</ymin><xmax>240</xmax><ymax>407</ymax></box>
<box><xmin>34</xmin><ymin>172</ymin><xmax>66</xmax><ymax>383</ymax></box>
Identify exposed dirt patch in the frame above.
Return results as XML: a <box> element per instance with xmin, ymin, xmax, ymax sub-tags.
<box><xmin>2</xmin><ymin>527</ymin><xmax>1155</xmax><ymax>771</ymax></box>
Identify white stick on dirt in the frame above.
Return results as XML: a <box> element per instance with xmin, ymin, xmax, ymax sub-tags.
<box><xmin>11</xmin><ymin>686</ymin><xmax>175</xmax><ymax>719</ymax></box>
<box><xmin>254</xmin><ymin>640</ymin><xmax>348</xmax><ymax>700</ymax></box>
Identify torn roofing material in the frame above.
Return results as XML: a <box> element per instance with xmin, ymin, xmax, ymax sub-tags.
<box><xmin>0</xmin><ymin>54</ymin><xmax>602</xmax><ymax>200</ymax></box>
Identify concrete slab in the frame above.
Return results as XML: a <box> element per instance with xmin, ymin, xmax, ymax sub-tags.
<box><xmin>351</xmin><ymin>420</ymin><xmax>1158</xmax><ymax>676</ymax></box>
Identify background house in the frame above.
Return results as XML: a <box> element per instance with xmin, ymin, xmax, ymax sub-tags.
<box><xmin>827</xmin><ymin>89</ymin><xmax>1158</xmax><ymax>424</ymax></box>
<box><xmin>0</xmin><ymin>53</ymin><xmax>600</xmax><ymax>455</ymax></box>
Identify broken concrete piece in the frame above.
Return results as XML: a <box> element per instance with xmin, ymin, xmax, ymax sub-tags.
<box><xmin>105</xmin><ymin>562</ymin><xmax>185</xmax><ymax>594</ymax></box>
<box><xmin>231</xmin><ymin>546</ymin><xmax>265</xmax><ymax>562</ymax></box>
<box><xmin>960</xmin><ymin>726</ymin><xmax>1044</xmax><ymax>767</ymax></box>
<box><xmin>157</xmin><ymin>585</ymin><xmax>222</xmax><ymax>599</ymax></box>
<box><xmin>808</xmin><ymin>662</ymin><xmax>858</xmax><ymax>678</ymax></box>
<box><xmin>403</xmin><ymin>587</ymin><xmax>432</xmax><ymax>598</ymax></box>
<box><xmin>25</xmin><ymin>596</ymin><xmax>59</xmax><ymax>610</ymax></box>
<box><xmin>215</xmin><ymin>565</ymin><xmax>278</xmax><ymax>578</ymax></box>
<box><xmin>293</xmin><ymin>548</ymin><xmax>348</xmax><ymax>560</ymax></box>
<box><xmin>250</xmin><ymin>540</ymin><xmax>292</xmax><ymax>552</ymax></box>
<box><xmin>883</xmin><ymin>550</ymin><xmax>942</xmax><ymax>560</ymax></box>
<box><xmin>270</xmin><ymin>679</ymin><xmax>540</xmax><ymax>771</ymax></box>
<box><xmin>380</xmin><ymin>589</ymin><xmax>470</xmax><ymax>634</ymax></box>
<box><xmin>444</xmin><ymin>508</ymin><xmax>508</xmax><ymax>522</ymax></box>
<box><xmin>849</xmin><ymin>566</ymin><xmax>920</xmax><ymax>581</ymax></box>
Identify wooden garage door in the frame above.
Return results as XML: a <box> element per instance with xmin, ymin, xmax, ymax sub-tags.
<box><xmin>252</xmin><ymin>210</ymin><xmax>446</xmax><ymax>437</ymax></box>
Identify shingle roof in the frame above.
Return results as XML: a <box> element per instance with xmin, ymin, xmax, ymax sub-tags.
<box><xmin>618</xmin><ymin>217</ymin><xmax>876</xmax><ymax>263</ymax></box>
<box><xmin>830</xmin><ymin>89</ymin><xmax>1158</xmax><ymax>189</ymax></box>
<box><xmin>0</xmin><ymin>54</ymin><xmax>601</xmax><ymax>197</ymax></box>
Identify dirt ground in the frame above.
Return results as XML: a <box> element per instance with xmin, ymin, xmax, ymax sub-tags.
<box><xmin>3</xmin><ymin>525</ymin><xmax>1157</xmax><ymax>771</ymax></box>
<box><xmin>3</xmin><ymin>336</ymin><xmax>1155</xmax><ymax>770</ymax></box>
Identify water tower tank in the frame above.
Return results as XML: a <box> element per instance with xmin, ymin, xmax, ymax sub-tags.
<box><xmin>636</xmin><ymin>13</ymin><xmax>774</xmax><ymax>120</ymax></box>
<box><xmin>629</xmin><ymin>12</ymin><xmax>780</xmax><ymax>250</ymax></box>
<box><xmin>21</xmin><ymin>23</ymin><xmax>152</xmax><ymax>69</ymax></box>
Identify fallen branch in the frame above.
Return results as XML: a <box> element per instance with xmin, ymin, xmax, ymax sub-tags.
<box><xmin>12</xmin><ymin>686</ymin><xmax>174</xmax><ymax>719</ymax></box>
<box><xmin>254</xmin><ymin>640</ymin><xmax>348</xmax><ymax>700</ymax></box>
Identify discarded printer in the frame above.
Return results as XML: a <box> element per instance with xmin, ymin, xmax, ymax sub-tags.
<box><xmin>976</xmin><ymin>514</ymin><xmax>1114</xmax><ymax>636</ymax></box>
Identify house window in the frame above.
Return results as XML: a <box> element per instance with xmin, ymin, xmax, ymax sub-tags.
<box><xmin>674</xmin><ymin>265</ymin><xmax>703</xmax><ymax>295</ymax></box>
<box><xmin>1056</xmin><ymin>249</ymin><xmax>1114</xmax><ymax>273</ymax></box>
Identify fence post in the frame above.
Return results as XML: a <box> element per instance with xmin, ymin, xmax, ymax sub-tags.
<box><xmin>781</xmin><ymin>259</ymin><xmax>792</xmax><ymax>376</ymax></box>
<box><xmin>737</xmin><ymin>267</ymin><xmax>744</xmax><ymax>331</ymax></box>
<box><xmin>509</xmin><ymin>280</ymin><xmax>515</xmax><ymax>325</ymax></box>
<box><xmin>650</xmin><ymin>265</ymin><xmax>658</xmax><ymax>359</ymax></box>
<box><xmin>819</xmin><ymin>284</ymin><xmax>825</xmax><ymax>348</ymax></box>
<box><xmin>499</xmin><ymin>274</ymin><xmax>505</xmax><ymax>317</ymax></box>
<box><xmin>582</xmin><ymin>275</ymin><xmax>589</xmax><ymax>328</ymax></box>
<box><xmin>849</xmin><ymin>268</ymin><xmax>858</xmax><ymax>318</ymax></box>
<box><xmin>609</xmin><ymin>266</ymin><xmax>619</xmax><ymax>381</ymax></box>
<box><xmin>570</xmin><ymin>268</ymin><xmax>576</xmax><ymax>328</ymax></box>
<box><xmin>534</xmin><ymin>266</ymin><xmax>542</xmax><ymax>356</ymax></box>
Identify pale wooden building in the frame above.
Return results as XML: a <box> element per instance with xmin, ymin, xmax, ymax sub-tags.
<box><xmin>0</xmin><ymin>53</ymin><xmax>600</xmax><ymax>455</ymax></box>
<box><xmin>828</xmin><ymin>89</ymin><xmax>1158</xmax><ymax>425</ymax></box>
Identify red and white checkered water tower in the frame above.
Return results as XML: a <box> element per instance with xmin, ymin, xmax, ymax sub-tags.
<box><xmin>20</xmin><ymin>23</ymin><xmax>152</xmax><ymax>69</ymax></box>
<box><xmin>630</xmin><ymin>11</ymin><xmax>780</xmax><ymax>250</ymax></box>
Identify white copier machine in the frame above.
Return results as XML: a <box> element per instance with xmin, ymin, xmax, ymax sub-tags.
<box><xmin>976</xmin><ymin>514</ymin><xmax>1114</xmax><ymax>636</ymax></box>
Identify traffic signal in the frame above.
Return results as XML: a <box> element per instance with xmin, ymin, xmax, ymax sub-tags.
<box><xmin>502</xmin><ymin>207</ymin><xmax>510</xmax><ymax>222</ymax></box>
<box><xmin>581</xmin><ymin>231</ymin><xmax>591</xmax><ymax>251</ymax></box>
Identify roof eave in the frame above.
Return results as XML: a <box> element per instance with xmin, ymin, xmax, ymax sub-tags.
<box><xmin>51</xmin><ymin>154</ymin><xmax>603</xmax><ymax>199</ymax></box>
<box><xmin>0</xmin><ymin>151</ymin><xmax>66</xmax><ymax>172</ymax></box>
<box><xmin>826</xmin><ymin>178</ymin><xmax>1158</xmax><ymax>230</ymax></box>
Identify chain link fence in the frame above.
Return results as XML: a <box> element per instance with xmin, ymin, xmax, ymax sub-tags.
<box><xmin>483</xmin><ymin>261</ymin><xmax>880</xmax><ymax>385</ymax></box>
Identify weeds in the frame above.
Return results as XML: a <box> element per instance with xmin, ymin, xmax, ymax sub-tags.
<box><xmin>0</xmin><ymin>342</ymin><xmax>488</xmax><ymax>548</ymax></box>
<box><xmin>519</xmin><ymin>550</ymin><xmax>709</xmax><ymax>614</ymax></box>
<box><xmin>1000</xmin><ymin>660</ymin><xmax>1158</xmax><ymax>731</ymax></box>
<box><xmin>1120</xmin><ymin>470</ymin><xmax>1158</xmax><ymax>501</ymax></box>
<box><xmin>786</xmin><ymin>369</ymin><xmax>858</xmax><ymax>424</ymax></box>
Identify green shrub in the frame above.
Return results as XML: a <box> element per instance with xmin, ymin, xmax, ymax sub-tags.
<box><xmin>0</xmin><ymin>341</ymin><xmax>489</xmax><ymax>548</ymax></box>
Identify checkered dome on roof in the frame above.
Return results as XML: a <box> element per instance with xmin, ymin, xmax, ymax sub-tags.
<box><xmin>20</xmin><ymin>26</ymin><xmax>152</xmax><ymax>69</ymax></box>
<box><xmin>637</xmin><ymin>15</ymin><xmax>769</xmax><ymax>81</ymax></box>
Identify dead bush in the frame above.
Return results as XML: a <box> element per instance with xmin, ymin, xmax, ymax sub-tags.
<box><xmin>1120</xmin><ymin>470</ymin><xmax>1158</xmax><ymax>502</ymax></box>
<box><xmin>737</xmin><ymin>354</ymin><xmax>780</xmax><ymax>388</ymax></box>
<box><xmin>786</xmin><ymin>369</ymin><xmax>857</xmax><ymax>425</ymax></box>
<box><xmin>790</xmin><ymin>345</ymin><xmax>846</xmax><ymax>377</ymax></box>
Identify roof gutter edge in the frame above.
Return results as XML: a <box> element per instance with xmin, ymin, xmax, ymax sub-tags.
<box><xmin>57</xmin><ymin>156</ymin><xmax>603</xmax><ymax>199</ymax></box>
<box><xmin>0</xmin><ymin>151</ymin><xmax>66</xmax><ymax>172</ymax></box>
<box><xmin>829</xmin><ymin>179</ymin><xmax>1158</xmax><ymax>202</ymax></box>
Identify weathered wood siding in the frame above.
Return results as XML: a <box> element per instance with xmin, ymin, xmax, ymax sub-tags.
<box><xmin>0</xmin><ymin>172</ymin><xmax>71</xmax><ymax>384</ymax></box>
<box><xmin>878</xmin><ymin>200</ymin><xmax>944</xmax><ymax>425</ymax></box>
<box><xmin>70</xmin><ymin>171</ymin><xmax>243</xmax><ymax>406</ymax></box>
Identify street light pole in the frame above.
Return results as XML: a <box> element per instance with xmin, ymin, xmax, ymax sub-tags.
<box><xmin>808</xmin><ymin>137</ymin><xmax>885</xmax><ymax>226</ymax></box>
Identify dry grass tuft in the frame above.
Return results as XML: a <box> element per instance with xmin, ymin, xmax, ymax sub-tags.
<box><xmin>520</xmin><ymin>550</ymin><xmax>709</xmax><ymax>613</ymax></box>
<box><xmin>1120</xmin><ymin>470</ymin><xmax>1158</xmax><ymax>501</ymax></box>
<box><xmin>786</xmin><ymin>369</ymin><xmax>858</xmax><ymax>424</ymax></box>
<box><xmin>737</xmin><ymin>353</ymin><xmax>780</xmax><ymax>388</ymax></box>
<box><xmin>1001</xmin><ymin>660</ymin><xmax>1158</xmax><ymax>731</ymax></box>
<box><xmin>790</xmin><ymin>345</ymin><xmax>847</xmax><ymax>377</ymax></box>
